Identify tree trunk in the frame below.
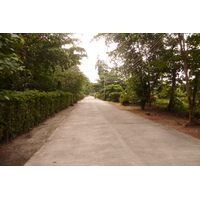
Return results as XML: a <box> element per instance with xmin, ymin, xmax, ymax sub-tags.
<box><xmin>141</xmin><ymin>100</ymin><xmax>146</xmax><ymax>110</ymax></box>
<box><xmin>57</xmin><ymin>81</ymin><xmax>61</xmax><ymax>90</ymax></box>
<box><xmin>191</xmin><ymin>71</ymin><xmax>200</xmax><ymax>122</ymax></box>
<box><xmin>168</xmin><ymin>67</ymin><xmax>176</xmax><ymax>111</ymax></box>
<box><xmin>178</xmin><ymin>33</ymin><xmax>195</xmax><ymax>124</ymax></box>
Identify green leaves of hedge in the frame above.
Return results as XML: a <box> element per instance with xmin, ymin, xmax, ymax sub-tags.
<box><xmin>0</xmin><ymin>90</ymin><xmax>73</xmax><ymax>142</ymax></box>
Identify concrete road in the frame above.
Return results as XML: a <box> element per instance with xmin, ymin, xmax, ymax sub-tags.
<box><xmin>25</xmin><ymin>96</ymin><xmax>200</xmax><ymax>166</ymax></box>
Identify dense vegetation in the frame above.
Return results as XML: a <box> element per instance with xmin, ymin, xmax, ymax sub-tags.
<box><xmin>1</xmin><ymin>33</ymin><xmax>200</xmax><ymax>141</ymax></box>
<box><xmin>93</xmin><ymin>33</ymin><xmax>200</xmax><ymax>126</ymax></box>
<box><xmin>0</xmin><ymin>33</ymin><xmax>90</xmax><ymax>141</ymax></box>
<box><xmin>0</xmin><ymin>90</ymin><xmax>73</xmax><ymax>141</ymax></box>
<box><xmin>0</xmin><ymin>33</ymin><xmax>88</xmax><ymax>93</ymax></box>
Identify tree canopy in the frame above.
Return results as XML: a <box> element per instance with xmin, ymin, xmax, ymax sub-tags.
<box><xmin>94</xmin><ymin>33</ymin><xmax>200</xmax><ymax>125</ymax></box>
<box><xmin>0</xmin><ymin>33</ymin><xmax>88</xmax><ymax>94</ymax></box>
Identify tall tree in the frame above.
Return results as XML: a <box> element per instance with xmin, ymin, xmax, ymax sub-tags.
<box><xmin>56</xmin><ymin>65</ymin><xmax>87</xmax><ymax>100</ymax></box>
<box><xmin>95</xmin><ymin>57</ymin><xmax>109</xmax><ymax>76</ymax></box>
<box><xmin>19</xmin><ymin>33</ymin><xmax>86</xmax><ymax>90</ymax></box>
<box><xmin>178</xmin><ymin>33</ymin><xmax>200</xmax><ymax>125</ymax></box>
<box><xmin>95</xmin><ymin>33</ymin><xmax>200</xmax><ymax>123</ymax></box>
<box><xmin>1</xmin><ymin>33</ymin><xmax>87</xmax><ymax>91</ymax></box>
<box><xmin>187</xmin><ymin>34</ymin><xmax>200</xmax><ymax>121</ymax></box>
<box><xmin>94</xmin><ymin>33</ymin><xmax>165</xmax><ymax>109</ymax></box>
<box><xmin>158</xmin><ymin>33</ymin><xmax>182</xmax><ymax>111</ymax></box>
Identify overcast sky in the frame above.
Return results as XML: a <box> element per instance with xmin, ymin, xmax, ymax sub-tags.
<box><xmin>76</xmin><ymin>33</ymin><xmax>116</xmax><ymax>83</ymax></box>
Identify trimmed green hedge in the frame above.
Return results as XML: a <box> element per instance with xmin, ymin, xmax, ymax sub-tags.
<box><xmin>73</xmin><ymin>92</ymin><xmax>85</xmax><ymax>103</ymax></box>
<box><xmin>0</xmin><ymin>90</ymin><xmax>74</xmax><ymax>142</ymax></box>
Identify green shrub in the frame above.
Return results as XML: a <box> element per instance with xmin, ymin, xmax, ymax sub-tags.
<box><xmin>0</xmin><ymin>90</ymin><xmax>73</xmax><ymax>142</ymax></box>
<box><xmin>96</xmin><ymin>93</ymin><xmax>104</xmax><ymax>100</ymax></box>
<box><xmin>157</xmin><ymin>88</ymin><xmax>170</xmax><ymax>99</ymax></box>
<box><xmin>148</xmin><ymin>93</ymin><xmax>157</xmax><ymax>105</ymax></box>
<box><xmin>104</xmin><ymin>84</ymin><xmax>123</xmax><ymax>101</ymax></box>
<box><xmin>73</xmin><ymin>92</ymin><xmax>85</xmax><ymax>103</ymax></box>
<box><xmin>154</xmin><ymin>97</ymin><xmax>169</xmax><ymax>107</ymax></box>
<box><xmin>108</xmin><ymin>92</ymin><xmax>122</xmax><ymax>102</ymax></box>
<box><xmin>195</xmin><ymin>106</ymin><xmax>200</xmax><ymax>118</ymax></box>
<box><xmin>119</xmin><ymin>91</ymin><xmax>134</xmax><ymax>105</ymax></box>
<box><xmin>173</xmin><ymin>97</ymin><xmax>188</xmax><ymax>116</ymax></box>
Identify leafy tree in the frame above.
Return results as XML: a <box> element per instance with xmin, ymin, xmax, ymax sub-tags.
<box><xmin>94</xmin><ymin>33</ymin><xmax>165</xmax><ymax>109</ymax></box>
<box><xmin>82</xmin><ymin>76</ymin><xmax>93</xmax><ymax>95</ymax></box>
<box><xmin>56</xmin><ymin>66</ymin><xmax>88</xmax><ymax>100</ymax></box>
<box><xmin>94</xmin><ymin>58</ymin><xmax>125</xmax><ymax>101</ymax></box>
<box><xmin>16</xmin><ymin>33</ymin><xmax>86</xmax><ymax>91</ymax></box>
<box><xmin>104</xmin><ymin>84</ymin><xmax>123</xmax><ymax>101</ymax></box>
<box><xmin>95</xmin><ymin>33</ymin><xmax>200</xmax><ymax>124</ymax></box>
<box><xmin>154</xmin><ymin>33</ymin><xmax>183</xmax><ymax>111</ymax></box>
<box><xmin>95</xmin><ymin>57</ymin><xmax>109</xmax><ymax>76</ymax></box>
<box><xmin>178</xmin><ymin>33</ymin><xmax>200</xmax><ymax>125</ymax></box>
<box><xmin>0</xmin><ymin>33</ymin><xmax>87</xmax><ymax>92</ymax></box>
<box><xmin>91</xmin><ymin>83</ymin><xmax>101</xmax><ymax>94</ymax></box>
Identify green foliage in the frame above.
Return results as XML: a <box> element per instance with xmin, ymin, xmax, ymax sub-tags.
<box><xmin>94</xmin><ymin>64</ymin><xmax>125</xmax><ymax>102</ymax></box>
<box><xmin>56</xmin><ymin>66</ymin><xmax>88</xmax><ymax>101</ymax></box>
<box><xmin>196</xmin><ymin>106</ymin><xmax>200</xmax><ymax>118</ymax></box>
<box><xmin>0</xmin><ymin>33</ymin><xmax>24</xmax><ymax>75</ymax></box>
<box><xmin>0</xmin><ymin>33</ymin><xmax>87</xmax><ymax>92</ymax></box>
<box><xmin>154</xmin><ymin>98</ymin><xmax>169</xmax><ymax>107</ymax></box>
<box><xmin>96</xmin><ymin>93</ymin><xmax>104</xmax><ymax>100</ymax></box>
<box><xmin>94</xmin><ymin>33</ymin><xmax>200</xmax><ymax>121</ymax></box>
<box><xmin>105</xmin><ymin>84</ymin><xmax>123</xmax><ymax>93</ymax></box>
<box><xmin>127</xmin><ymin>74</ymin><xmax>152</xmax><ymax>109</ymax></box>
<box><xmin>157</xmin><ymin>85</ymin><xmax>170</xmax><ymax>99</ymax></box>
<box><xmin>119</xmin><ymin>91</ymin><xmax>132</xmax><ymax>104</ymax></box>
<box><xmin>19</xmin><ymin>33</ymin><xmax>86</xmax><ymax>73</ymax></box>
<box><xmin>94</xmin><ymin>33</ymin><xmax>165</xmax><ymax>109</ymax></box>
<box><xmin>173</xmin><ymin>97</ymin><xmax>188</xmax><ymax>115</ymax></box>
<box><xmin>0</xmin><ymin>90</ymin><xmax>73</xmax><ymax>142</ymax></box>
<box><xmin>91</xmin><ymin>83</ymin><xmax>101</xmax><ymax>94</ymax></box>
<box><xmin>75</xmin><ymin>92</ymin><xmax>85</xmax><ymax>102</ymax></box>
<box><xmin>187</xmin><ymin>33</ymin><xmax>200</xmax><ymax>74</ymax></box>
<box><xmin>108</xmin><ymin>92</ymin><xmax>122</xmax><ymax>102</ymax></box>
<box><xmin>95</xmin><ymin>57</ymin><xmax>109</xmax><ymax>76</ymax></box>
<box><xmin>104</xmin><ymin>84</ymin><xmax>123</xmax><ymax>101</ymax></box>
<box><xmin>82</xmin><ymin>77</ymin><xmax>93</xmax><ymax>95</ymax></box>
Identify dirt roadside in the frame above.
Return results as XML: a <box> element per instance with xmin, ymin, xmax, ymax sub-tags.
<box><xmin>0</xmin><ymin>104</ymin><xmax>77</xmax><ymax>166</ymax></box>
<box><xmin>110</xmin><ymin>102</ymin><xmax>200</xmax><ymax>140</ymax></box>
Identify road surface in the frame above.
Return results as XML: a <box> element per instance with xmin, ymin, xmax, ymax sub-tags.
<box><xmin>25</xmin><ymin>96</ymin><xmax>200</xmax><ymax>166</ymax></box>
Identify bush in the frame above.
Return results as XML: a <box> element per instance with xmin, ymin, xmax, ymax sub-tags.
<box><xmin>108</xmin><ymin>92</ymin><xmax>122</xmax><ymax>102</ymax></box>
<box><xmin>0</xmin><ymin>90</ymin><xmax>73</xmax><ymax>142</ymax></box>
<box><xmin>119</xmin><ymin>91</ymin><xmax>134</xmax><ymax>105</ymax></box>
<box><xmin>173</xmin><ymin>97</ymin><xmax>188</xmax><ymax>116</ymax></box>
<box><xmin>96</xmin><ymin>93</ymin><xmax>104</xmax><ymax>100</ymax></box>
<box><xmin>104</xmin><ymin>84</ymin><xmax>123</xmax><ymax>101</ymax></box>
<box><xmin>73</xmin><ymin>92</ymin><xmax>85</xmax><ymax>103</ymax></box>
<box><xmin>157</xmin><ymin>88</ymin><xmax>170</xmax><ymax>99</ymax></box>
<box><xmin>195</xmin><ymin>106</ymin><xmax>200</xmax><ymax>118</ymax></box>
<box><xmin>147</xmin><ymin>93</ymin><xmax>157</xmax><ymax>105</ymax></box>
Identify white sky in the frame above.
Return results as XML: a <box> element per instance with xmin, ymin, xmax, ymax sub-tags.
<box><xmin>75</xmin><ymin>33</ymin><xmax>116</xmax><ymax>83</ymax></box>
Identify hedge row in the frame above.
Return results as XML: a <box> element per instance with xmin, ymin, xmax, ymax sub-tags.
<box><xmin>73</xmin><ymin>92</ymin><xmax>85</xmax><ymax>103</ymax></box>
<box><xmin>0</xmin><ymin>90</ymin><xmax>74</xmax><ymax>142</ymax></box>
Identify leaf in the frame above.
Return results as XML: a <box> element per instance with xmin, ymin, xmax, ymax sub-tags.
<box><xmin>0</xmin><ymin>40</ymin><xmax>4</xmax><ymax>47</ymax></box>
<box><xmin>4</xmin><ymin>96</ymin><xmax>10</xmax><ymax>100</ymax></box>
